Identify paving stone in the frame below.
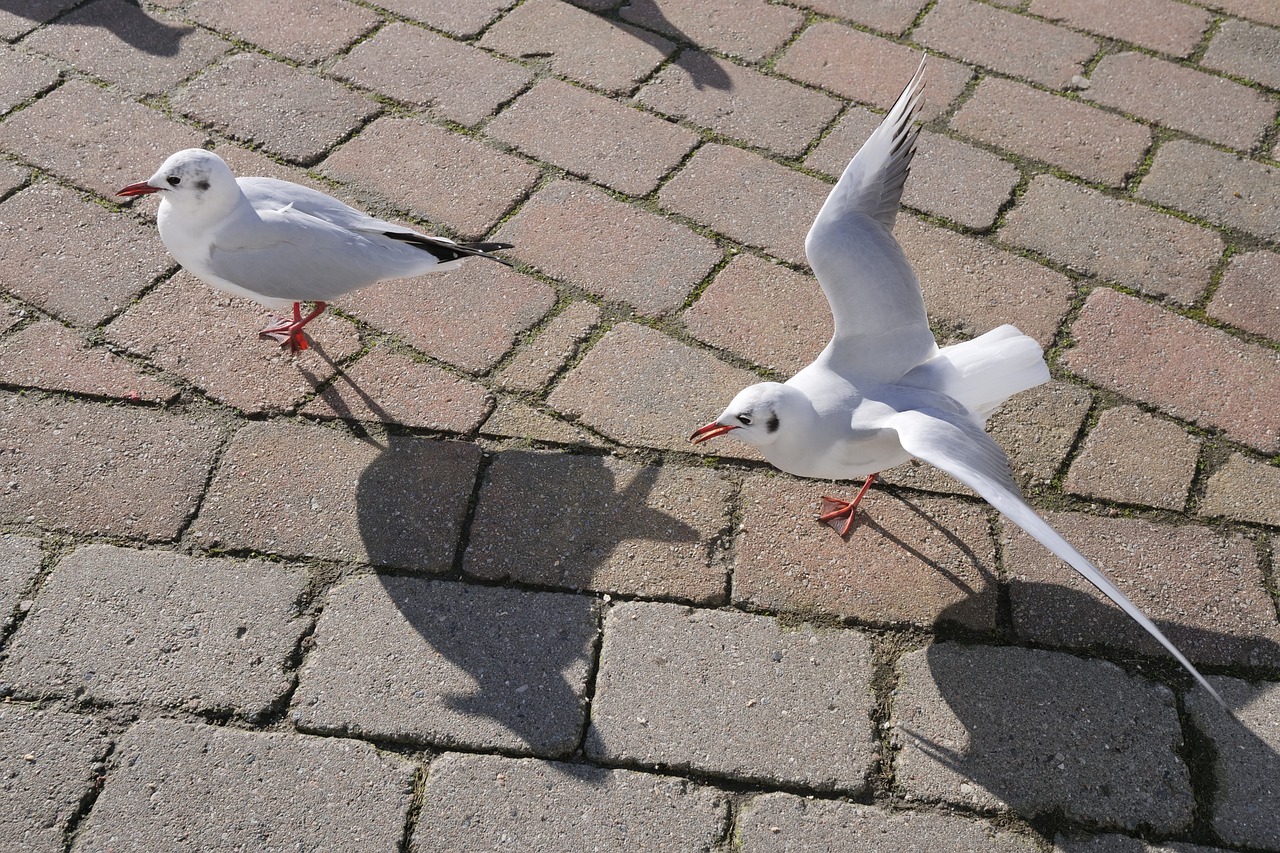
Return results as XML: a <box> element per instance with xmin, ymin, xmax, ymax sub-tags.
<box><xmin>343</xmin><ymin>261</ymin><xmax>555</xmax><ymax>373</ymax></box>
<box><xmin>494</xmin><ymin>179</ymin><xmax>720</xmax><ymax>317</ymax></box>
<box><xmin>1063</xmin><ymin>287</ymin><xmax>1280</xmax><ymax>453</ymax></box>
<box><xmin>915</xmin><ymin>0</ymin><xmax>1098</xmax><ymax>89</ymax></box>
<box><xmin>1199</xmin><ymin>0</ymin><xmax>1280</xmax><ymax>26</ymax></box>
<box><xmin>1000</xmin><ymin>175</ymin><xmax>1222</xmax><ymax>305</ymax></box>
<box><xmin>372</xmin><ymin>0</ymin><xmax>517</xmax><ymax>37</ymax></box>
<box><xmin>1208</xmin><ymin>250</ymin><xmax>1280</xmax><ymax>341</ymax></box>
<box><xmin>619</xmin><ymin>0</ymin><xmax>804</xmax><ymax>61</ymax></box>
<box><xmin>174</xmin><ymin>54</ymin><xmax>379</xmax><ymax>164</ymax></box>
<box><xmin>494</xmin><ymin>300</ymin><xmax>602</xmax><ymax>393</ymax></box>
<box><xmin>1185</xmin><ymin>676</ymin><xmax>1280</xmax><ymax>850</ymax></box>
<box><xmin>1027</xmin><ymin>0</ymin><xmax>1210</xmax><ymax>57</ymax></box>
<box><xmin>892</xmin><ymin>643</ymin><xmax>1194</xmax><ymax>830</ymax></box>
<box><xmin>332</xmin><ymin>22</ymin><xmax>533</xmax><ymax>127</ymax></box>
<box><xmin>487</xmin><ymin>78</ymin><xmax>698</xmax><ymax>197</ymax></box>
<box><xmin>1006</xmin><ymin>512</ymin><xmax>1280</xmax><ymax>669</ymax></box>
<box><xmin>1200</xmin><ymin>453</ymin><xmax>1280</xmax><ymax>527</ymax></box>
<box><xmin>733</xmin><ymin>475</ymin><xmax>1000</xmax><ymax>630</ymax></box>
<box><xmin>463</xmin><ymin>450</ymin><xmax>730</xmax><ymax>602</ymax></box>
<box><xmin>293</xmin><ymin>574</ymin><xmax>598</xmax><ymax>755</ymax></box>
<box><xmin>3</xmin><ymin>544</ymin><xmax>310</xmax><ymax>716</ymax></box>
<box><xmin>0</xmin><ymin>318</ymin><xmax>177</xmax><ymax>402</ymax></box>
<box><xmin>1055</xmin><ymin>835</ymin><xmax>1232</xmax><ymax>853</ymax></box>
<box><xmin>0</xmin><ymin>707</ymin><xmax>110</xmax><ymax>853</ymax></box>
<box><xmin>951</xmin><ymin>77</ymin><xmax>1151</xmax><ymax>187</ymax></box>
<box><xmin>0</xmin><ymin>534</ymin><xmax>41</xmax><ymax>633</ymax></box>
<box><xmin>638</xmin><ymin>49</ymin><xmax>842</xmax><ymax>158</ymax></box>
<box><xmin>738</xmin><ymin>793</ymin><xmax>1043</xmax><ymax>853</ymax></box>
<box><xmin>479</xmin><ymin>398</ymin><xmax>602</xmax><ymax>446</ymax></box>
<box><xmin>1085</xmin><ymin>52</ymin><xmax>1275</xmax><ymax>151</ymax></box>
<box><xmin>658</xmin><ymin>143</ymin><xmax>829</xmax><ymax>266</ymax></box>
<box><xmin>782</xmin><ymin>0</ymin><xmax>929</xmax><ymax>36</ymax></box>
<box><xmin>1138</xmin><ymin>140</ymin><xmax>1280</xmax><ymax>243</ymax></box>
<box><xmin>23</xmin><ymin>0</ymin><xmax>229</xmax><ymax>96</ymax></box>
<box><xmin>775</xmin><ymin>23</ymin><xmax>972</xmax><ymax>121</ymax></box>
<box><xmin>72</xmin><ymin>719</ymin><xmax>415</xmax><ymax>853</ymax></box>
<box><xmin>0</xmin><ymin>0</ymin><xmax>78</xmax><ymax>40</ymax></box>
<box><xmin>187</xmin><ymin>0</ymin><xmax>379</xmax><ymax>63</ymax></box>
<box><xmin>0</xmin><ymin>161</ymin><xmax>26</xmax><ymax>198</ymax></box>
<box><xmin>413</xmin><ymin>752</ymin><xmax>729</xmax><ymax>852</ymax></box>
<box><xmin>1064</xmin><ymin>405</ymin><xmax>1201</xmax><ymax>510</ymax></box>
<box><xmin>807</xmin><ymin>112</ymin><xmax>1020</xmax><ymax>230</ymax></box>
<box><xmin>547</xmin><ymin>322</ymin><xmax>761</xmax><ymax>457</ymax></box>
<box><xmin>104</xmin><ymin>271</ymin><xmax>362</xmax><ymax>414</ymax></box>
<box><xmin>0</xmin><ymin>393</ymin><xmax>221</xmax><ymax>540</ymax></box>
<box><xmin>480</xmin><ymin>0</ymin><xmax>674</xmax><ymax>95</ymax></box>
<box><xmin>585</xmin><ymin>601</ymin><xmax>877</xmax><ymax>791</ymax></box>
<box><xmin>0</xmin><ymin>79</ymin><xmax>206</xmax><ymax>199</ymax></box>
<box><xmin>0</xmin><ymin>48</ymin><xmax>59</xmax><ymax>115</ymax></box>
<box><xmin>192</xmin><ymin>420</ymin><xmax>480</xmax><ymax>570</ymax></box>
<box><xmin>1204</xmin><ymin>18</ymin><xmax>1280</xmax><ymax>89</ymax></box>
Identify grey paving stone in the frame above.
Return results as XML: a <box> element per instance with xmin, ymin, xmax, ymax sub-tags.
<box><xmin>892</xmin><ymin>644</ymin><xmax>1194</xmax><ymax>831</ymax></box>
<box><xmin>1138</xmin><ymin>139</ymin><xmax>1280</xmax><ymax>243</ymax></box>
<box><xmin>1203</xmin><ymin>17</ymin><xmax>1280</xmax><ymax>89</ymax></box>
<box><xmin>0</xmin><ymin>0</ymin><xmax>78</xmax><ymax>40</ymax></box>
<box><xmin>1185</xmin><ymin>676</ymin><xmax>1280</xmax><ymax>850</ymax></box>
<box><xmin>585</xmin><ymin>601</ymin><xmax>877</xmax><ymax>792</ymax></box>
<box><xmin>1200</xmin><ymin>453</ymin><xmax>1280</xmax><ymax>527</ymax></box>
<box><xmin>413</xmin><ymin>752</ymin><xmax>729</xmax><ymax>852</ymax></box>
<box><xmin>1055</xmin><ymin>834</ymin><xmax>1232</xmax><ymax>853</ymax></box>
<box><xmin>0</xmin><ymin>706</ymin><xmax>110</xmax><ymax>853</ymax></box>
<box><xmin>3</xmin><ymin>544</ymin><xmax>310</xmax><ymax>717</ymax></box>
<box><xmin>984</xmin><ymin>380</ymin><xmax>1095</xmax><ymax>491</ymax></box>
<box><xmin>478</xmin><ymin>399</ymin><xmax>603</xmax><ymax>447</ymax></box>
<box><xmin>0</xmin><ymin>534</ymin><xmax>41</xmax><ymax>633</ymax></box>
<box><xmin>292</xmin><ymin>575</ymin><xmax>599</xmax><ymax>756</ymax></box>
<box><xmin>0</xmin><ymin>48</ymin><xmax>60</xmax><ymax>115</ymax></box>
<box><xmin>72</xmin><ymin>719</ymin><xmax>415</xmax><ymax>853</ymax></box>
<box><xmin>1028</xmin><ymin>0</ymin><xmax>1211</xmax><ymax>57</ymax></box>
<box><xmin>619</xmin><ymin>0</ymin><xmax>804</xmax><ymax>61</ymax></box>
<box><xmin>186</xmin><ymin>0</ymin><xmax>379</xmax><ymax>64</ymax></box>
<box><xmin>373</xmin><ymin>0</ymin><xmax>516</xmax><ymax>37</ymax></box>
<box><xmin>494</xmin><ymin>300</ymin><xmax>602</xmax><ymax>394</ymax></box>
<box><xmin>776</xmin><ymin>0</ymin><xmax>928</xmax><ymax>36</ymax></box>
<box><xmin>1064</xmin><ymin>405</ymin><xmax>1201</xmax><ymax>510</ymax></box>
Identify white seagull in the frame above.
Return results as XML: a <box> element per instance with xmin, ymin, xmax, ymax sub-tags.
<box><xmin>690</xmin><ymin>58</ymin><xmax>1224</xmax><ymax>706</ymax></box>
<box><xmin>118</xmin><ymin>148</ymin><xmax>512</xmax><ymax>352</ymax></box>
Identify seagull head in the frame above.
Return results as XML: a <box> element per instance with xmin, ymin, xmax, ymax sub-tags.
<box><xmin>690</xmin><ymin>382</ymin><xmax>799</xmax><ymax>449</ymax></box>
<box><xmin>117</xmin><ymin>148</ymin><xmax>239</xmax><ymax>213</ymax></box>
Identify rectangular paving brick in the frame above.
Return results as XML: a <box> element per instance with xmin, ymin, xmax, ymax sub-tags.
<box><xmin>193</xmin><ymin>421</ymin><xmax>480</xmax><ymax>570</ymax></box>
<box><xmin>619</xmin><ymin>0</ymin><xmax>803</xmax><ymax>60</ymax></box>
<box><xmin>1064</xmin><ymin>405</ymin><xmax>1201</xmax><ymax>510</ymax></box>
<box><xmin>1138</xmin><ymin>140</ymin><xmax>1280</xmax><ymax>242</ymax></box>
<box><xmin>0</xmin><ymin>0</ymin><xmax>78</xmax><ymax>40</ymax></box>
<box><xmin>463</xmin><ymin>450</ymin><xmax>730</xmax><ymax>602</ymax></box>
<box><xmin>3</xmin><ymin>544</ymin><xmax>310</xmax><ymax>716</ymax></box>
<box><xmin>892</xmin><ymin>644</ymin><xmax>1194</xmax><ymax>831</ymax></box>
<box><xmin>0</xmin><ymin>48</ymin><xmax>59</xmax><ymax>114</ymax></box>
<box><xmin>187</xmin><ymin>0</ymin><xmax>379</xmax><ymax>64</ymax></box>
<box><xmin>1028</xmin><ymin>0</ymin><xmax>1211</xmax><ymax>57</ymax></box>
<box><xmin>414</xmin><ymin>752</ymin><xmax>729</xmax><ymax>852</ymax></box>
<box><xmin>0</xmin><ymin>318</ymin><xmax>177</xmax><ymax>403</ymax></box>
<box><xmin>373</xmin><ymin>0</ymin><xmax>516</xmax><ymax>36</ymax></box>
<box><xmin>1200</xmin><ymin>453</ymin><xmax>1280</xmax><ymax>527</ymax></box>
<box><xmin>1063</xmin><ymin>287</ymin><xmax>1280</xmax><ymax>453</ymax></box>
<box><xmin>494</xmin><ymin>300</ymin><xmax>601</xmax><ymax>393</ymax></box>
<box><xmin>1200</xmin><ymin>0</ymin><xmax>1280</xmax><ymax>26</ymax></box>
<box><xmin>0</xmin><ymin>394</ymin><xmax>222</xmax><ymax>540</ymax></box>
<box><xmin>785</xmin><ymin>0</ymin><xmax>929</xmax><ymax>36</ymax></box>
<box><xmin>0</xmin><ymin>534</ymin><xmax>41</xmax><ymax>633</ymax></box>
<box><xmin>479</xmin><ymin>398</ymin><xmax>602</xmax><ymax>446</ymax></box>
<box><xmin>1208</xmin><ymin>250</ymin><xmax>1280</xmax><ymax>341</ymax></box>
<box><xmin>72</xmin><ymin>719</ymin><xmax>415</xmax><ymax>853</ymax></box>
<box><xmin>1203</xmin><ymin>17</ymin><xmax>1280</xmax><ymax>89</ymax></box>
<box><xmin>292</xmin><ymin>574</ymin><xmax>598</xmax><ymax>756</ymax></box>
<box><xmin>585</xmin><ymin>601</ymin><xmax>876</xmax><ymax>792</ymax></box>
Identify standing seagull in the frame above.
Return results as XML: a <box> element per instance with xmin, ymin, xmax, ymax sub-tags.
<box><xmin>118</xmin><ymin>148</ymin><xmax>513</xmax><ymax>352</ymax></box>
<box><xmin>690</xmin><ymin>58</ymin><xmax>1224</xmax><ymax>706</ymax></box>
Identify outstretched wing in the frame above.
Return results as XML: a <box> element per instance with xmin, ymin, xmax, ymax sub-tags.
<box><xmin>887</xmin><ymin>405</ymin><xmax>1226</xmax><ymax>707</ymax></box>
<box><xmin>805</xmin><ymin>55</ymin><xmax>936</xmax><ymax>383</ymax></box>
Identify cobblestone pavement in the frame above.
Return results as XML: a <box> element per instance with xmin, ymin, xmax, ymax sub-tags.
<box><xmin>1</xmin><ymin>1</ymin><xmax>1278</xmax><ymax>851</ymax></box>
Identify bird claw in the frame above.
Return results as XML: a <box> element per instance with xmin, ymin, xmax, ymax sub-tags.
<box><xmin>258</xmin><ymin>321</ymin><xmax>310</xmax><ymax>353</ymax></box>
<box><xmin>815</xmin><ymin>474</ymin><xmax>878</xmax><ymax>537</ymax></box>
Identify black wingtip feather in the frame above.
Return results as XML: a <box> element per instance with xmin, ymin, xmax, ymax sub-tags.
<box><xmin>383</xmin><ymin>232</ymin><xmax>516</xmax><ymax>267</ymax></box>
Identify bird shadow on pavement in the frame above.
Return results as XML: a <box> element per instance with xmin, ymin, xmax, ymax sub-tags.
<box><xmin>586</xmin><ymin>1</ymin><xmax>732</xmax><ymax>90</ymax></box>
<box><xmin>4</xmin><ymin>0</ymin><xmax>193</xmax><ymax>56</ymax></box>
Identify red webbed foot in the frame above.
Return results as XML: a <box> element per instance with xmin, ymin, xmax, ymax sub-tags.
<box><xmin>816</xmin><ymin>473</ymin><xmax>878</xmax><ymax>536</ymax></box>
<box><xmin>258</xmin><ymin>301</ymin><xmax>326</xmax><ymax>353</ymax></box>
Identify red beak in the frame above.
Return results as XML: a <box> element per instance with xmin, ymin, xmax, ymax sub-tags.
<box><xmin>117</xmin><ymin>181</ymin><xmax>161</xmax><ymax>198</ymax></box>
<box><xmin>690</xmin><ymin>421</ymin><xmax>737</xmax><ymax>444</ymax></box>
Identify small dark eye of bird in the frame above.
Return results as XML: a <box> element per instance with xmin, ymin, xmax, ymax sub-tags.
<box><xmin>167</xmin><ymin>176</ymin><xmax>181</xmax><ymax>186</ymax></box>
<box><xmin>737</xmin><ymin>415</ymin><xmax>752</xmax><ymax>425</ymax></box>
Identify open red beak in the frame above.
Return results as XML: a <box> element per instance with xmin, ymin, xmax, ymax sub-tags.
<box><xmin>689</xmin><ymin>421</ymin><xmax>737</xmax><ymax>444</ymax></box>
<box><xmin>117</xmin><ymin>181</ymin><xmax>161</xmax><ymax>198</ymax></box>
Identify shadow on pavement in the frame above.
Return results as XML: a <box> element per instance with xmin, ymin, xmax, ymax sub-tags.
<box><xmin>5</xmin><ymin>0</ymin><xmax>192</xmax><ymax>56</ymax></box>
<box><xmin>588</xmin><ymin>2</ymin><xmax>732</xmax><ymax>90</ymax></box>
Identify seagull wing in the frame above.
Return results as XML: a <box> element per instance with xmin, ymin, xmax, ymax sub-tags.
<box><xmin>805</xmin><ymin>55</ymin><xmax>936</xmax><ymax>383</ymax></box>
<box><xmin>887</xmin><ymin>405</ymin><xmax>1225</xmax><ymax>707</ymax></box>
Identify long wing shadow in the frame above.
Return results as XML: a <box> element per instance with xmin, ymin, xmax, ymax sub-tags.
<box><xmin>5</xmin><ymin>0</ymin><xmax>192</xmax><ymax>56</ymax></box>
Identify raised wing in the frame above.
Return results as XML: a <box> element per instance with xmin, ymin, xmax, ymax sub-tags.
<box><xmin>805</xmin><ymin>55</ymin><xmax>936</xmax><ymax>384</ymax></box>
<box><xmin>887</xmin><ymin>405</ymin><xmax>1226</xmax><ymax>708</ymax></box>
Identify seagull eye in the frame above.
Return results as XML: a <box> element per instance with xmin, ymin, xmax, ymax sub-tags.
<box><xmin>737</xmin><ymin>414</ymin><xmax>752</xmax><ymax>426</ymax></box>
<box><xmin>167</xmin><ymin>176</ymin><xmax>181</xmax><ymax>186</ymax></box>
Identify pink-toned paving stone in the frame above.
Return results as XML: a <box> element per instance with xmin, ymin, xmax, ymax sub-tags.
<box><xmin>618</xmin><ymin>0</ymin><xmax>804</xmax><ymax>61</ymax></box>
<box><xmin>1204</xmin><ymin>18</ymin><xmax>1280</xmax><ymax>92</ymax></box>
<box><xmin>0</xmin><ymin>48</ymin><xmax>60</xmax><ymax>114</ymax></box>
<box><xmin>0</xmin><ymin>319</ymin><xmax>176</xmax><ymax>402</ymax></box>
<box><xmin>104</xmin><ymin>271</ymin><xmax>362</xmax><ymax>414</ymax></box>
<box><xmin>0</xmin><ymin>393</ymin><xmax>222</xmax><ymax>540</ymax></box>
<box><xmin>186</xmin><ymin>0</ymin><xmax>379</xmax><ymax>64</ymax></box>
<box><xmin>1138</xmin><ymin>140</ymin><xmax>1280</xmax><ymax>243</ymax></box>
<box><xmin>1199</xmin><ymin>0</ymin><xmax>1280</xmax><ymax>27</ymax></box>
<box><xmin>658</xmin><ymin>143</ymin><xmax>829</xmax><ymax>266</ymax></box>
<box><xmin>1085</xmin><ymin>52</ymin><xmax>1276</xmax><ymax>151</ymax></box>
<box><xmin>22</xmin><ymin>0</ymin><xmax>229</xmax><ymax>96</ymax></box>
<box><xmin>0</xmin><ymin>162</ymin><xmax>27</xmax><ymax>198</ymax></box>
<box><xmin>734</xmin><ymin>475</ymin><xmax>1000</xmax><ymax>630</ymax></box>
<box><xmin>1208</xmin><ymin>250</ymin><xmax>1280</xmax><ymax>341</ymax></box>
<box><xmin>332</xmin><ymin>23</ymin><xmax>533</xmax><ymax>128</ymax></box>
<box><xmin>173</xmin><ymin>54</ymin><xmax>379</xmax><ymax>164</ymax></box>
<box><xmin>487</xmin><ymin>79</ymin><xmax>698</xmax><ymax>197</ymax></box>
<box><xmin>321</xmin><ymin>117</ymin><xmax>540</xmax><ymax>240</ymax></box>
<box><xmin>494</xmin><ymin>179</ymin><xmax>721</xmax><ymax>317</ymax></box>
<box><xmin>371</xmin><ymin>0</ymin><xmax>517</xmax><ymax>37</ymax></box>
<box><xmin>915</xmin><ymin>0</ymin><xmax>1098</xmax><ymax>89</ymax></box>
<box><xmin>0</xmin><ymin>0</ymin><xmax>78</xmax><ymax>40</ymax></box>
<box><xmin>1027</xmin><ymin>0</ymin><xmax>1211</xmax><ymax>57</ymax></box>
<box><xmin>1199</xmin><ymin>454</ymin><xmax>1280</xmax><ymax>527</ymax></box>
<box><xmin>1000</xmin><ymin>175</ymin><xmax>1223</xmax><ymax>305</ymax></box>
<box><xmin>480</xmin><ymin>0</ymin><xmax>674</xmax><ymax>95</ymax></box>
<box><xmin>1063</xmin><ymin>405</ymin><xmax>1201</xmax><ymax>510</ymax></box>
<box><xmin>1006</xmin><ymin>512</ymin><xmax>1280</xmax><ymax>669</ymax></box>
<box><xmin>479</xmin><ymin>399</ymin><xmax>603</xmax><ymax>446</ymax></box>
<box><xmin>0</xmin><ymin>182</ymin><xmax>172</xmax><ymax>327</ymax></box>
<box><xmin>0</xmin><ymin>79</ymin><xmax>206</xmax><ymax>199</ymax></box>
<box><xmin>638</xmin><ymin>49</ymin><xmax>842</xmax><ymax>158</ymax></box>
<box><xmin>783</xmin><ymin>0</ymin><xmax>930</xmax><ymax>36</ymax></box>
<box><xmin>1063</xmin><ymin>287</ymin><xmax>1280</xmax><ymax>453</ymax></box>
<box><xmin>951</xmin><ymin>77</ymin><xmax>1151</xmax><ymax>187</ymax></box>
<box><xmin>494</xmin><ymin>301</ymin><xmax>602</xmax><ymax>394</ymax></box>
<box><xmin>775</xmin><ymin>23</ymin><xmax>972</xmax><ymax>121</ymax></box>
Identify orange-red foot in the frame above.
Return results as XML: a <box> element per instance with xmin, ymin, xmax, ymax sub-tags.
<box><xmin>816</xmin><ymin>473</ymin><xmax>878</xmax><ymax>536</ymax></box>
<box><xmin>258</xmin><ymin>301</ymin><xmax>326</xmax><ymax>353</ymax></box>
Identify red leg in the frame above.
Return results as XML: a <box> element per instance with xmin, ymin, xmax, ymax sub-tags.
<box><xmin>259</xmin><ymin>301</ymin><xmax>328</xmax><ymax>353</ymax></box>
<box><xmin>817</xmin><ymin>473</ymin><xmax>878</xmax><ymax>536</ymax></box>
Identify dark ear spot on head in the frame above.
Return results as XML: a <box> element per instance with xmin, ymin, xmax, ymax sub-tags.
<box><xmin>767</xmin><ymin>413</ymin><xmax>780</xmax><ymax>434</ymax></box>
<box><xmin>195</xmin><ymin>179</ymin><xmax>210</xmax><ymax>191</ymax></box>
